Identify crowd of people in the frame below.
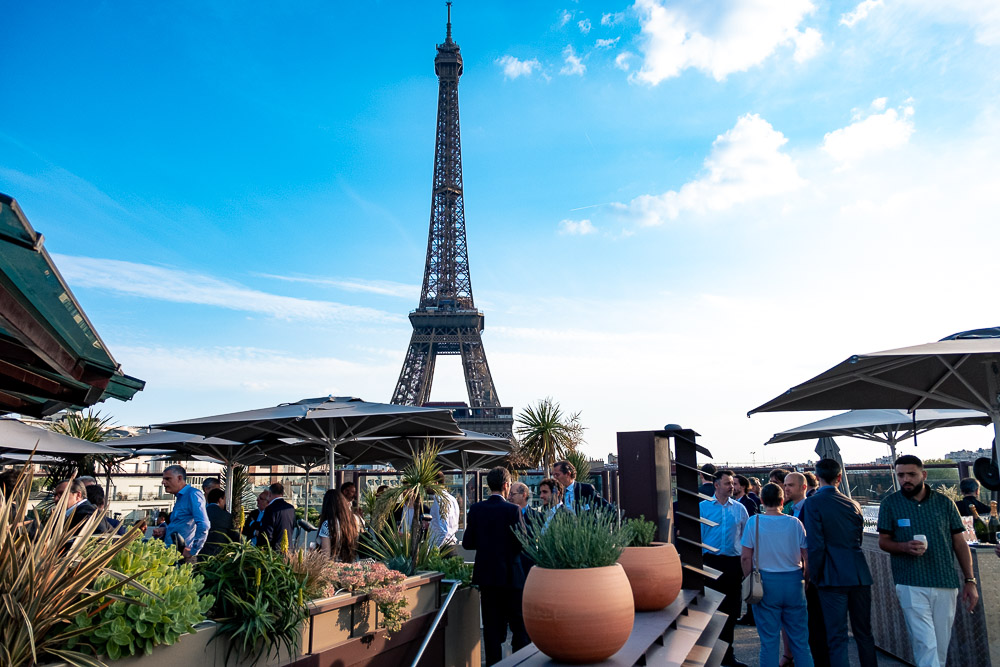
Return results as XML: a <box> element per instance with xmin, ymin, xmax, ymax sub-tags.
<box><xmin>700</xmin><ymin>455</ymin><xmax>990</xmax><ymax>667</ymax></box>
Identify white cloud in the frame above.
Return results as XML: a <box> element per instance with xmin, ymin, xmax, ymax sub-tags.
<box><xmin>602</xmin><ymin>12</ymin><xmax>625</xmax><ymax>26</ymax></box>
<box><xmin>578</xmin><ymin>18</ymin><xmax>592</xmax><ymax>34</ymax></box>
<box><xmin>559</xmin><ymin>219</ymin><xmax>597</xmax><ymax>235</ymax></box>
<box><xmin>614</xmin><ymin>113</ymin><xmax>805</xmax><ymax>226</ymax></box>
<box><xmin>632</xmin><ymin>0</ymin><xmax>818</xmax><ymax>83</ymax></box>
<box><xmin>559</xmin><ymin>9</ymin><xmax>573</xmax><ymax>27</ymax></box>
<box><xmin>840</xmin><ymin>0</ymin><xmax>884</xmax><ymax>27</ymax></box>
<box><xmin>255</xmin><ymin>273</ymin><xmax>418</xmax><ymax>299</ymax></box>
<box><xmin>560</xmin><ymin>45</ymin><xmax>587</xmax><ymax>75</ymax></box>
<box><xmin>53</xmin><ymin>255</ymin><xmax>397</xmax><ymax>323</ymax></box>
<box><xmin>596</xmin><ymin>37</ymin><xmax>621</xmax><ymax>49</ymax></box>
<box><xmin>615</xmin><ymin>52</ymin><xmax>634</xmax><ymax>70</ymax></box>
<box><xmin>496</xmin><ymin>55</ymin><xmax>542</xmax><ymax>79</ymax></box>
<box><xmin>871</xmin><ymin>97</ymin><xmax>888</xmax><ymax>111</ymax></box>
<box><xmin>792</xmin><ymin>27</ymin><xmax>823</xmax><ymax>62</ymax></box>
<box><xmin>822</xmin><ymin>102</ymin><xmax>916</xmax><ymax>166</ymax></box>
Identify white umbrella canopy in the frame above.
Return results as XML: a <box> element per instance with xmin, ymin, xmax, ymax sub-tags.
<box><xmin>152</xmin><ymin>396</ymin><xmax>464</xmax><ymax>487</ymax></box>
<box><xmin>750</xmin><ymin>327</ymin><xmax>1000</xmax><ymax>496</ymax></box>
<box><xmin>0</xmin><ymin>418</ymin><xmax>124</xmax><ymax>457</ymax></box>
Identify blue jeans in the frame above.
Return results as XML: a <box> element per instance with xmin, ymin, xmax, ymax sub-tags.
<box><xmin>756</xmin><ymin>570</ymin><xmax>814</xmax><ymax>667</ymax></box>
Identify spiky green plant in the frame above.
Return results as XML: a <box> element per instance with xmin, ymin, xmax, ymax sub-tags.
<box><xmin>358</xmin><ymin>513</ymin><xmax>434</xmax><ymax>575</ymax></box>
<box><xmin>515</xmin><ymin>398</ymin><xmax>583</xmax><ymax>477</ymax></box>
<box><xmin>563</xmin><ymin>448</ymin><xmax>593</xmax><ymax>484</ymax></box>
<box><xmin>45</xmin><ymin>410</ymin><xmax>118</xmax><ymax>487</ymax></box>
<box><xmin>621</xmin><ymin>515</ymin><xmax>657</xmax><ymax>547</ymax></box>
<box><xmin>0</xmin><ymin>465</ymin><xmax>145</xmax><ymax>667</ymax></box>
<box><xmin>221</xmin><ymin>464</ymin><xmax>256</xmax><ymax>510</ymax></box>
<box><xmin>515</xmin><ymin>507</ymin><xmax>624</xmax><ymax>570</ymax></box>
<box><xmin>375</xmin><ymin>443</ymin><xmax>447</xmax><ymax>573</ymax></box>
<box><xmin>360</xmin><ymin>484</ymin><xmax>381</xmax><ymax>524</ymax></box>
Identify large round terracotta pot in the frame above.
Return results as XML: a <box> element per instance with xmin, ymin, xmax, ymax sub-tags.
<box><xmin>522</xmin><ymin>564</ymin><xmax>634</xmax><ymax>664</ymax></box>
<box><xmin>617</xmin><ymin>542</ymin><xmax>682</xmax><ymax>611</ymax></box>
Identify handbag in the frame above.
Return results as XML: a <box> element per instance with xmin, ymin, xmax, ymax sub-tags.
<box><xmin>742</xmin><ymin>514</ymin><xmax>764</xmax><ymax>605</ymax></box>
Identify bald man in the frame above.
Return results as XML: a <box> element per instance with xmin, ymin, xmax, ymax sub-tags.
<box><xmin>784</xmin><ymin>472</ymin><xmax>808</xmax><ymax>519</ymax></box>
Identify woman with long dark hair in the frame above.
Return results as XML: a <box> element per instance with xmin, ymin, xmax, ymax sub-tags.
<box><xmin>318</xmin><ymin>488</ymin><xmax>359</xmax><ymax>562</ymax></box>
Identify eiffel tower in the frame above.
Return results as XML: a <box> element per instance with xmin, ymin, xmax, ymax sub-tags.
<box><xmin>390</xmin><ymin>5</ymin><xmax>512</xmax><ymax>438</ymax></box>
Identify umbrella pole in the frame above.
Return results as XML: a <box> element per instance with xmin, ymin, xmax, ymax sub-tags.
<box><xmin>461</xmin><ymin>452</ymin><xmax>469</xmax><ymax>530</ymax></box>
<box><xmin>225</xmin><ymin>463</ymin><xmax>235</xmax><ymax>512</ymax></box>
<box><xmin>329</xmin><ymin>443</ymin><xmax>336</xmax><ymax>490</ymax></box>
<box><xmin>304</xmin><ymin>467</ymin><xmax>310</xmax><ymax>521</ymax></box>
<box><xmin>992</xmin><ymin>416</ymin><xmax>1000</xmax><ymax>502</ymax></box>
<box><xmin>887</xmin><ymin>435</ymin><xmax>900</xmax><ymax>491</ymax></box>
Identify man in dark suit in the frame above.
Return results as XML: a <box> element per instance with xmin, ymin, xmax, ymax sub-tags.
<box><xmin>53</xmin><ymin>478</ymin><xmax>110</xmax><ymax>535</ymax></box>
<box><xmin>202</xmin><ymin>487</ymin><xmax>237</xmax><ymax>558</ymax></box>
<box><xmin>463</xmin><ymin>467</ymin><xmax>527</xmax><ymax>666</ymax></box>
<box><xmin>551</xmin><ymin>459</ymin><xmax>611</xmax><ymax>513</ymax></box>
<box><xmin>801</xmin><ymin>458</ymin><xmax>877</xmax><ymax>667</ymax></box>
<box><xmin>258</xmin><ymin>482</ymin><xmax>296</xmax><ymax>549</ymax></box>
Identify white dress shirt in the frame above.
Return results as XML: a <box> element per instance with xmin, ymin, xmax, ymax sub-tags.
<box><xmin>429</xmin><ymin>491</ymin><xmax>459</xmax><ymax>547</ymax></box>
<box><xmin>700</xmin><ymin>495</ymin><xmax>749</xmax><ymax>556</ymax></box>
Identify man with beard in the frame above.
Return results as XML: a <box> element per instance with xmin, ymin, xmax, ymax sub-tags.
<box><xmin>877</xmin><ymin>455</ymin><xmax>978</xmax><ymax>667</ymax></box>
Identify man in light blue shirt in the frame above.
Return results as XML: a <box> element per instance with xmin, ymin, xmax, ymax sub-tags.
<box><xmin>159</xmin><ymin>465</ymin><xmax>209</xmax><ymax>562</ymax></box>
<box><xmin>700</xmin><ymin>469</ymin><xmax>750</xmax><ymax>667</ymax></box>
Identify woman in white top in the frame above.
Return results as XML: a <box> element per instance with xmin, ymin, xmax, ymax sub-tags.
<box><xmin>317</xmin><ymin>488</ymin><xmax>360</xmax><ymax>562</ymax></box>
<box><xmin>741</xmin><ymin>483</ymin><xmax>813</xmax><ymax>667</ymax></box>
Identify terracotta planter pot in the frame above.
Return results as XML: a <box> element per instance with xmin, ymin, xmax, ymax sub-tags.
<box><xmin>618</xmin><ymin>542</ymin><xmax>682</xmax><ymax>611</ymax></box>
<box><xmin>522</xmin><ymin>564</ymin><xmax>634</xmax><ymax>664</ymax></box>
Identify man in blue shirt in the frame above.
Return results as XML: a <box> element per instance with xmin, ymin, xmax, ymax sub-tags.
<box><xmin>701</xmin><ymin>469</ymin><xmax>750</xmax><ymax>667</ymax></box>
<box><xmin>158</xmin><ymin>464</ymin><xmax>209</xmax><ymax>562</ymax></box>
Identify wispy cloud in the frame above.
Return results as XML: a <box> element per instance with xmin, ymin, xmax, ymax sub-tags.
<box><xmin>822</xmin><ymin>100</ymin><xmax>915</xmax><ymax>166</ymax></box>
<box><xmin>578</xmin><ymin>18</ymin><xmax>592</xmax><ymax>34</ymax></box>
<box><xmin>560</xmin><ymin>45</ymin><xmax>586</xmax><ymax>76</ymax></box>
<box><xmin>615</xmin><ymin>52</ymin><xmax>634</xmax><ymax>71</ymax></box>
<box><xmin>601</xmin><ymin>12</ymin><xmax>625</xmax><ymax>26</ymax></box>
<box><xmin>614</xmin><ymin>113</ymin><xmax>805</xmax><ymax>226</ymax></box>
<box><xmin>496</xmin><ymin>55</ymin><xmax>543</xmax><ymax>79</ymax></box>
<box><xmin>596</xmin><ymin>37</ymin><xmax>620</xmax><ymax>49</ymax></box>
<box><xmin>558</xmin><ymin>9</ymin><xmax>573</xmax><ymax>27</ymax></box>
<box><xmin>53</xmin><ymin>255</ymin><xmax>398</xmax><ymax>323</ymax></box>
<box><xmin>558</xmin><ymin>219</ymin><xmax>597</xmax><ymax>235</ymax></box>
<box><xmin>256</xmin><ymin>273</ymin><xmax>418</xmax><ymax>299</ymax></box>
<box><xmin>840</xmin><ymin>0</ymin><xmax>883</xmax><ymax>27</ymax></box>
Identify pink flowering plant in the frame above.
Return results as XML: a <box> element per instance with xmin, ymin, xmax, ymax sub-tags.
<box><xmin>326</xmin><ymin>562</ymin><xmax>410</xmax><ymax>635</ymax></box>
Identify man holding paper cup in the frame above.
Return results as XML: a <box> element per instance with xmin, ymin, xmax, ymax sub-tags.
<box><xmin>877</xmin><ymin>455</ymin><xmax>978</xmax><ymax>667</ymax></box>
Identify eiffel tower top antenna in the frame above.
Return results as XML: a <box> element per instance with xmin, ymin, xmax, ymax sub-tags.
<box><xmin>446</xmin><ymin>2</ymin><xmax>452</xmax><ymax>41</ymax></box>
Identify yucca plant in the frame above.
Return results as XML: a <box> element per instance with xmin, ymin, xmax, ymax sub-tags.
<box><xmin>358</xmin><ymin>513</ymin><xmax>434</xmax><ymax>576</ymax></box>
<box><xmin>0</xmin><ymin>465</ymin><xmax>144</xmax><ymax>667</ymax></box>
<box><xmin>374</xmin><ymin>443</ymin><xmax>447</xmax><ymax>573</ymax></box>
<box><xmin>563</xmin><ymin>448</ymin><xmax>593</xmax><ymax>484</ymax></box>
<box><xmin>45</xmin><ymin>410</ymin><xmax>118</xmax><ymax>489</ymax></box>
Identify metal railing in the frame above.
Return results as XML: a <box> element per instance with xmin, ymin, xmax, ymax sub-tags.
<box><xmin>409</xmin><ymin>579</ymin><xmax>460</xmax><ymax>667</ymax></box>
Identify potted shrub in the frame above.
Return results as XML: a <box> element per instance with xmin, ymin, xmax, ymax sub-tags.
<box><xmin>516</xmin><ymin>508</ymin><xmax>633</xmax><ymax>664</ymax></box>
<box><xmin>617</xmin><ymin>516</ymin><xmax>682</xmax><ymax>611</ymax></box>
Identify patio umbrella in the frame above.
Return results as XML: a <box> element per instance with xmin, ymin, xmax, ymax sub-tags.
<box><xmin>814</xmin><ymin>437</ymin><xmax>852</xmax><ymax>497</ymax></box>
<box><xmin>749</xmin><ymin>327</ymin><xmax>1000</xmax><ymax>498</ymax></box>
<box><xmin>765</xmin><ymin>409</ymin><xmax>991</xmax><ymax>490</ymax></box>
<box><xmin>153</xmin><ymin>396</ymin><xmax>464</xmax><ymax>488</ymax></box>
<box><xmin>0</xmin><ymin>418</ymin><xmax>125</xmax><ymax>458</ymax></box>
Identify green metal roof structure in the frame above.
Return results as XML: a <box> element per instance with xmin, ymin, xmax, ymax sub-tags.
<box><xmin>0</xmin><ymin>193</ymin><xmax>144</xmax><ymax>416</ymax></box>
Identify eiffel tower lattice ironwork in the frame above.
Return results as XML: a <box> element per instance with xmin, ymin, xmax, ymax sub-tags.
<box><xmin>390</xmin><ymin>6</ymin><xmax>512</xmax><ymax>438</ymax></box>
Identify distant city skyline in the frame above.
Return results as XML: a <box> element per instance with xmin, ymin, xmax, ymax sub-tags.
<box><xmin>2</xmin><ymin>2</ymin><xmax>999</xmax><ymax>463</ymax></box>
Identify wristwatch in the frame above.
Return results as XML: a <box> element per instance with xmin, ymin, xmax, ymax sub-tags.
<box><xmin>965</xmin><ymin>577</ymin><xmax>977</xmax><ymax>584</ymax></box>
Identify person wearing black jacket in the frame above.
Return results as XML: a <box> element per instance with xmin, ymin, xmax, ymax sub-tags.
<box><xmin>463</xmin><ymin>467</ymin><xmax>527</xmax><ymax>665</ymax></box>
<box><xmin>551</xmin><ymin>459</ymin><xmax>611</xmax><ymax>513</ymax></box>
<box><xmin>202</xmin><ymin>487</ymin><xmax>238</xmax><ymax>558</ymax></box>
<box><xmin>243</xmin><ymin>490</ymin><xmax>270</xmax><ymax>541</ymax></box>
<box><xmin>258</xmin><ymin>483</ymin><xmax>296</xmax><ymax>548</ymax></box>
<box><xmin>53</xmin><ymin>478</ymin><xmax>109</xmax><ymax>535</ymax></box>
<box><xmin>801</xmin><ymin>458</ymin><xmax>877</xmax><ymax>667</ymax></box>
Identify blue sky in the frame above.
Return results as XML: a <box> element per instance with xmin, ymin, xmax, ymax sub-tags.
<box><xmin>3</xmin><ymin>1</ymin><xmax>1000</xmax><ymax>464</ymax></box>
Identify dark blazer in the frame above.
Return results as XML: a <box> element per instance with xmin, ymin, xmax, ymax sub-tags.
<box><xmin>259</xmin><ymin>497</ymin><xmax>296</xmax><ymax>548</ymax></box>
<box><xmin>801</xmin><ymin>486</ymin><xmax>873</xmax><ymax>587</ymax></box>
<box><xmin>463</xmin><ymin>494</ymin><xmax>522</xmax><ymax>587</ymax></box>
<box><xmin>512</xmin><ymin>507</ymin><xmax>543</xmax><ymax>589</ymax></box>
<box><xmin>202</xmin><ymin>503</ymin><xmax>237</xmax><ymax>557</ymax></box>
<box><xmin>565</xmin><ymin>481</ymin><xmax>611</xmax><ymax>513</ymax></box>
<box><xmin>66</xmin><ymin>500</ymin><xmax>111</xmax><ymax>535</ymax></box>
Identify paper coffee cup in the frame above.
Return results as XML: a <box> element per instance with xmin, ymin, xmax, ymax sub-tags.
<box><xmin>914</xmin><ymin>534</ymin><xmax>928</xmax><ymax>549</ymax></box>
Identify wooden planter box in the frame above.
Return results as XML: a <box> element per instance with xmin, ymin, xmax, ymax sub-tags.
<box><xmin>443</xmin><ymin>586</ymin><xmax>481</xmax><ymax>667</ymax></box>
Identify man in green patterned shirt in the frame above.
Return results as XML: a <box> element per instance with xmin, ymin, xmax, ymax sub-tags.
<box><xmin>877</xmin><ymin>455</ymin><xmax>978</xmax><ymax>667</ymax></box>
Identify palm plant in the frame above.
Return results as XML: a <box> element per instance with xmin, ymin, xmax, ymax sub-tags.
<box><xmin>514</xmin><ymin>398</ymin><xmax>583</xmax><ymax>477</ymax></box>
<box><xmin>45</xmin><ymin>410</ymin><xmax>118</xmax><ymax>490</ymax></box>
<box><xmin>374</xmin><ymin>443</ymin><xmax>447</xmax><ymax>573</ymax></box>
<box><xmin>0</xmin><ymin>466</ymin><xmax>145</xmax><ymax>667</ymax></box>
<box><xmin>563</xmin><ymin>448</ymin><xmax>592</xmax><ymax>484</ymax></box>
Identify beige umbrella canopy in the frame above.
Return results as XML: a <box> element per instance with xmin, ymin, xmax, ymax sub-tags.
<box><xmin>750</xmin><ymin>327</ymin><xmax>1000</xmax><ymax>497</ymax></box>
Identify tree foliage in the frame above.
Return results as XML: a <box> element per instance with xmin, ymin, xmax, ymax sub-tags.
<box><xmin>514</xmin><ymin>398</ymin><xmax>584</xmax><ymax>476</ymax></box>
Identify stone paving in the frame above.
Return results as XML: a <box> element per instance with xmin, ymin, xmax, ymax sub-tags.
<box><xmin>731</xmin><ymin>624</ymin><xmax>910</xmax><ymax>666</ymax></box>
